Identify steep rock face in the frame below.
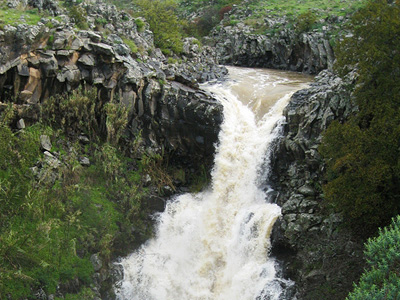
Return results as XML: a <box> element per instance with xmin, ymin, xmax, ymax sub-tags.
<box><xmin>269</xmin><ymin>70</ymin><xmax>363</xmax><ymax>299</ymax></box>
<box><xmin>0</xmin><ymin>25</ymin><xmax>225</xmax><ymax>161</ymax></box>
<box><xmin>209</xmin><ymin>23</ymin><xmax>334</xmax><ymax>74</ymax></box>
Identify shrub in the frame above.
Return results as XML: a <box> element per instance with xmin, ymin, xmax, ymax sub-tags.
<box><xmin>219</xmin><ymin>5</ymin><xmax>232</xmax><ymax>20</ymax></box>
<box><xmin>347</xmin><ymin>215</ymin><xmax>400</xmax><ymax>299</ymax></box>
<box><xmin>185</xmin><ymin>6</ymin><xmax>220</xmax><ymax>37</ymax></box>
<box><xmin>42</xmin><ymin>88</ymin><xmax>98</xmax><ymax>138</ymax></box>
<box><xmin>295</xmin><ymin>10</ymin><xmax>317</xmax><ymax>33</ymax></box>
<box><xmin>95</xmin><ymin>17</ymin><xmax>108</xmax><ymax>26</ymax></box>
<box><xmin>122</xmin><ymin>37</ymin><xmax>139</xmax><ymax>54</ymax></box>
<box><xmin>134</xmin><ymin>18</ymin><xmax>146</xmax><ymax>32</ymax></box>
<box><xmin>68</xmin><ymin>5</ymin><xmax>88</xmax><ymax>30</ymax></box>
<box><xmin>134</xmin><ymin>0</ymin><xmax>184</xmax><ymax>54</ymax></box>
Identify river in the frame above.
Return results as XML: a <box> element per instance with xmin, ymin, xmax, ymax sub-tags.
<box><xmin>115</xmin><ymin>66</ymin><xmax>312</xmax><ymax>300</ymax></box>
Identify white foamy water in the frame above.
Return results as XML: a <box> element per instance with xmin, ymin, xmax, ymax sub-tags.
<box><xmin>115</xmin><ymin>67</ymin><xmax>311</xmax><ymax>300</ymax></box>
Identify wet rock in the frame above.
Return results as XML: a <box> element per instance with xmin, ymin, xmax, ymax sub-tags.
<box><xmin>109</xmin><ymin>263</ymin><xmax>124</xmax><ymax>284</ymax></box>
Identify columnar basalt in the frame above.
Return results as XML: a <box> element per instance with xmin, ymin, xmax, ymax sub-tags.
<box><xmin>269</xmin><ymin>70</ymin><xmax>364</xmax><ymax>300</ymax></box>
<box><xmin>0</xmin><ymin>24</ymin><xmax>225</xmax><ymax>161</ymax></box>
<box><xmin>209</xmin><ymin>24</ymin><xmax>334</xmax><ymax>74</ymax></box>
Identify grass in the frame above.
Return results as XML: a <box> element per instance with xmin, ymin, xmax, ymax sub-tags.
<box><xmin>122</xmin><ymin>37</ymin><xmax>139</xmax><ymax>54</ymax></box>
<box><xmin>0</xmin><ymin>7</ymin><xmax>42</xmax><ymax>27</ymax></box>
<box><xmin>247</xmin><ymin>0</ymin><xmax>367</xmax><ymax>19</ymax></box>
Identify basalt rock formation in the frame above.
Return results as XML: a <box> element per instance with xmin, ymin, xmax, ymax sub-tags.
<box><xmin>209</xmin><ymin>23</ymin><xmax>335</xmax><ymax>74</ymax></box>
<box><xmin>0</xmin><ymin>2</ymin><xmax>226</xmax><ymax>161</ymax></box>
<box><xmin>270</xmin><ymin>70</ymin><xmax>364</xmax><ymax>299</ymax></box>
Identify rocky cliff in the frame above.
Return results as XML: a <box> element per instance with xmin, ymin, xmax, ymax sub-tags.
<box><xmin>269</xmin><ymin>70</ymin><xmax>364</xmax><ymax>299</ymax></box>
<box><xmin>0</xmin><ymin>1</ymin><xmax>226</xmax><ymax>162</ymax></box>
<box><xmin>209</xmin><ymin>23</ymin><xmax>334</xmax><ymax>74</ymax></box>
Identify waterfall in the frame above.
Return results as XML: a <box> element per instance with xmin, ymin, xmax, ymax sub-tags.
<box><xmin>115</xmin><ymin>67</ymin><xmax>311</xmax><ymax>300</ymax></box>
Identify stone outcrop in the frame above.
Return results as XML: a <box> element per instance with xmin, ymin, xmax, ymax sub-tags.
<box><xmin>209</xmin><ymin>23</ymin><xmax>335</xmax><ymax>74</ymax></box>
<box><xmin>0</xmin><ymin>2</ymin><xmax>226</xmax><ymax>161</ymax></box>
<box><xmin>269</xmin><ymin>70</ymin><xmax>363</xmax><ymax>299</ymax></box>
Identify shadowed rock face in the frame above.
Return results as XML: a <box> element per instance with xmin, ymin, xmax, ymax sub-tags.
<box><xmin>0</xmin><ymin>26</ymin><xmax>225</xmax><ymax>161</ymax></box>
<box><xmin>269</xmin><ymin>70</ymin><xmax>364</xmax><ymax>300</ymax></box>
<box><xmin>209</xmin><ymin>24</ymin><xmax>334</xmax><ymax>74</ymax></box>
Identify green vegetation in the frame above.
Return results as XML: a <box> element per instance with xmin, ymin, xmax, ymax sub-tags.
<box><xmin>0</xmin><ymin>89</ymin><xmax>162</xmax><ymax>298</ymax></box>
<box><xmin>68</xmin><ymin>5</ymin><xmax>89</xmax><ymax>29</ymax></box>
<box><xmin>346</xmin><ymin>215</ymin><xmax>400</xmax><ymax>299</ymax></box>
<box><xmin>134</xmin><ymin>17</ymin><xmax>146</xmax><ymax>32</ymax></box>
<box><xmin>179</xmin><ymin>0</ymin><xmax>241</xmax><ymax>37</ymax></box>
<box><xmin>295</xmin><ymin>10</ymin><xmax>317</xmax><ymax>33</ymax></box>
<box><xmin>242</xmin><ymin>0</ymin><xmax>366</xmax><ymax>19</ymax></box>
<box><xmin>177</xmin><ymin>0</ymin><xmax>366</xmax><ymax>37</ymax></box>
<box><xmin>320</xmin><ymin>0</ymin><xmax>400</xmax><ymax>234</ymax></box>
<box><xmin>95</xmin><ymin>17</ymin><xmax>108</xmax><ymax>26</ymax></box>
<box><xmin>132</xmin><ymin>0</ymin><xmax>185</xmax><ymax>55</ymax></box>
<box><xmin>0</xmin><ymin>6</ymin><xmax>42</xmax><ymax>28</ymax></box>
<box><xmin>122</xmin><ymin>37</ymin><xmax>139</xmax><ymax>54</ymax></box>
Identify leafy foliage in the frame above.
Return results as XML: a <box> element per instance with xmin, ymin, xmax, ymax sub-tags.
<box><xmin>295</xmin><ymin>10</ymin><xmax>317</xmax><ymax>33</ymax></box>
<box><xmin>133</xmin><ymin>0</ymin><xmax>184</xmax><ymax>54</ymax></box>
<box><xmin>0</xmin><ymin>92</ymin><xmax>150</xmax><ymax>298</ymax></box>
<box><xmin>320</xmin><ymin>0</ymin><xmax>400</xmax><ymax>234</ymax></box>
<box><xmin>347</xmin><ymin>215</ymin><xmax>400</xmax><ymax>299</ymax></box>
<box><xmin>122</xmin><ymin>37</ymin><xmax>139</xmax><ymax>54</ymax></box>
<box><xmin>68</xmin><ymin>5</ymin><xmax>89</xmax><ymax>30</ymax></box>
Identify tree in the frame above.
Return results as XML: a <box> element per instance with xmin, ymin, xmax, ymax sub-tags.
<box><xmin>320</xmin><ymin>0</ymin><xmax>400</xmax><ymax>234</ymax></box>
<box><xmin>346</xmin><ymin>215</ymin><xmax>400</xmax><ymax>300</ymax></box>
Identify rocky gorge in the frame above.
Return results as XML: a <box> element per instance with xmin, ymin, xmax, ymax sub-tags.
<box><xmin>0</xmin><ymin>0</ymin><xmax>368</xmax><ymax>299</ymax></box>
<box><xmin>0</xmin><ymin>0</ymin><xmax>227</xmax><ymax>162</ymax></box>
<box><xmin>270</xmin><ymin>70</ymin><xmax>364</xmax><ymax>299</ymax></box>
<box><xmin>209</xmin><ymin>22</ymin><xmax>335</xmax><ymax>74</ymax></box>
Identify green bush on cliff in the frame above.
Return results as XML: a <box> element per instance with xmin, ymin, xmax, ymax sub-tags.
<box><xmin>346</xmin><ymin>215</ymin><xmax>400</xmax><ymax>299</ymax></box>
<box><xmin>320</xmin><ymin>0</ymin><xmax>400</xmax><ymax>234</ymax></box>
<box><xmin>295</xmin><ymin>10</ymin><xmax>317</xmax><ymax>33</ymax></box>
<box><xmin>133</xmin><ymin>0</ymin><xmax>184</xmax><ymax>54</ymax></box>
<box><xmin>68</xmin><ymin>5</ymin><xmax>88</xmax><ymax>29</ymax></box>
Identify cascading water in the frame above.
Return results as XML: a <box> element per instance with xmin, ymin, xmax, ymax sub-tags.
<box><xmin>115</xmin><ymin>67</ymin><xmax>311</xmax><ymax>300</ymax></box>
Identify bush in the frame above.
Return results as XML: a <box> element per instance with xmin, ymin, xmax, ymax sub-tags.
<box><xmin>185</xmin><ymin>6</ymin><xmax>220</xmax><ymax>37</ymax></box>
<box><xmin>42</xmin><ymin>88</ymin><xmax>98</xmax><ymax>139</ymax></box>
<box><xmin>68</xmin><ymin>5</ymin><xmax>88</xmax><ymax>30</ymax></box>
<box><xmin>347</xmin><ymin>215</ymin><xmax>400</xmax><ymax>299</ymax></box>
<box><xmin>134</xmin><ymin>0</ymin><xmax>184</xmax><ymax>54</ymax></box>
<box><xmin>95</xmin><ymin>17</ymin><xmax>108</xmax><ymax>26</ymax></box>
<box><xmin>295</xmin><ymin>10</ymin><xmax>317</xmax><ymax>33</ymax></box>
<box><xmin>219</xmin><ymin>5</ymin><xmax>232</xmax><ymax>20</ymax></box>
<box><xmin>122</xmin><ymin>37</ymin><xmax>139</xmax><ymax>54</ymax></box>
<box><xmin>134</xmin><ymin>18</ymin><xmax>146</xmax><ymax>32</ymax></box>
